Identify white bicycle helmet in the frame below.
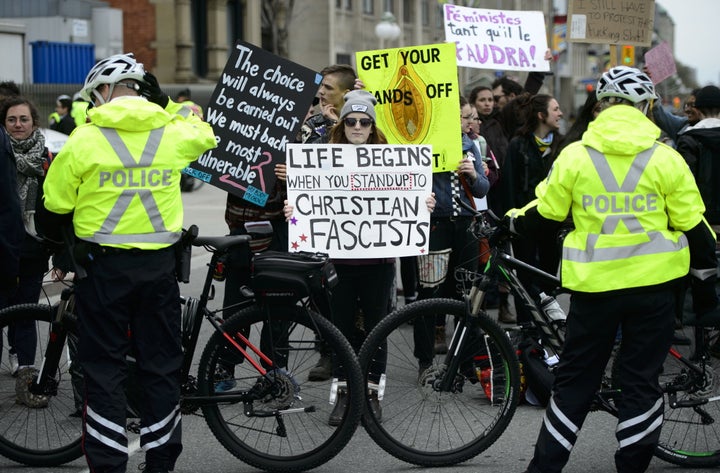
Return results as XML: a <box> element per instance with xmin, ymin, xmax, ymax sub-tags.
<box><xmin>80</xmin><ymin>53</ymin><xmax>146</xmax><ymax>104</ymax></box>
<box><xmin>596</xmin><ymin>66</ymin><xmax>657</xmax><ymax>104</ymax></box>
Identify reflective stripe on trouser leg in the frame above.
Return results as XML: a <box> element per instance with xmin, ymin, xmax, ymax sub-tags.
<box><xmin>616</xmin><ymin>397</ymin><xmax>663</xmax><ymax>449</ymax></box>
<box><xmin>543</xmin><ymin>397</ymin><xmax>580</xmax><ymax>451</ymax></box>
<box><xmin>140</xmin><ymin>404</ymin><xmax>182</xmax><ymax>451</ymax></box>
<box><xmin>614</xmin><ymin>396</ymin><xmax>664</xmax><ymax>472</ymax></box>
<box><xmin>85</xmin><ymin>405</ymin><xmax>129</xmax><ymax>454</ymax></box>
<box><xmin>527</xmin><ymin>397</ymin><xmax>581</xmax><ymax>473</ymax></box>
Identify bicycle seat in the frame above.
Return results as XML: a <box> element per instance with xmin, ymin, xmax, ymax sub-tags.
<box><xmin>193</xmin><ymin>234</ymin><xmax>251</xmax><ymax>251</ymax></box>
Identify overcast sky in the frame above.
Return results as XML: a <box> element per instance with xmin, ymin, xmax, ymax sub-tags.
<box><xmin>656</xmin><ymin>0</ymin><xmax>719</xmax><ymax>86</ymax></box>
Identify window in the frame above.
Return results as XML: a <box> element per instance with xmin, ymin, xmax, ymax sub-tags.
<box><xmin>363</xmin><ymin>0</ymin><xmax>373</xmax><ymax>14</ymax></box>
<box><xmin>422</xmin><ymin>0</ymin><xmax>429</xmax><ymax>26</ymax></box>
<box><xmin>336</xmin><ymin>53</ymin><xmax>352</xmax><ymax>66</ymax></box>
<box><xmin>403</xmin><ymin>0</ymin><xmax>411</xmax><ymax>23</ymax></box>
<box><xmin>336</xmin><ymin>0</ymin><xmax>352</xmax><ymax>9</ymax></box>
<box><xmin>383</xmin><ymin>0</ymin><xmax>394</xmax><ymax>13</ymax></box>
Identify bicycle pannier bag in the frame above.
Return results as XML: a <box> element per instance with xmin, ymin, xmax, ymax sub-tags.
<box><xmin>251</xmin><ymin>251</ymin><xmax>338</xmax><ymax>301</ymax></box>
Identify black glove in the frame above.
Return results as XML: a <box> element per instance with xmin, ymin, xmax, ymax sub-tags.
<box><xmin>488</xmin><ymin>215</ymin><xmax>514</xmax><ymax>248</ymax></box>
<box><xmin>691</xmin><ymin>275</ymin><xmax>719</xmax><ymax>315</ymax></box>
<box><xmin>140</xmin><ymin>72</ymin><xmax>169</xmax><ymax>109</ymax></box>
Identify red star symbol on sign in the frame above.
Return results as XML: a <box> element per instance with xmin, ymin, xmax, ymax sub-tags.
<box><xmin>420</xmin><ymin>249</ymin><xmax>426</xmax><ymax>253</ymax></box>
<box><xmin>300</xmin><ymin>234</ymin><xmax>308</xmax><ymax>242</ymax></box>
<box><xmin>291</xmin><ymin>241</ymin><xmax>299</xmax><ymax>250</ymax></box>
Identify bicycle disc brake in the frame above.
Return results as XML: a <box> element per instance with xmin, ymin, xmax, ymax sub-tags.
<box><xmin>250</xmin><ymin>368</ymin><xmax>300</xmax><ymax>411</ymax></box>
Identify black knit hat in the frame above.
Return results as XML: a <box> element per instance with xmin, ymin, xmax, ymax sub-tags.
<box><xmin>695</xmin><ymin>85</ymin><xmax>720</xmax><ymax>109</ymax></box>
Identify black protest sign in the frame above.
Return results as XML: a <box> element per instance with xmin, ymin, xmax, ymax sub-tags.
<box><xmin>187</xmin><ymin>41</ymin><xmax>319</xmax><ymax>206</ymax></box>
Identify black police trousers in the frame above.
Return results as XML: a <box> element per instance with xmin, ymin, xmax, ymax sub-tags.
<box><xmin>75</xmin><ymin>246</ymin><xmax>183</xmax><ymax>473</ymax></box>
<box><xmin>526</xmin><ymin>288</ymin><xmax>676</xmax><ymax>473</ymax></box>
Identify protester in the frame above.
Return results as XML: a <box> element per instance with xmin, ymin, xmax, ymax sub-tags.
<box><xmin>42</xmin><ymin>53</ymin><xmax>216</xmax><ymax>473</ymax></box>
<box><xmin>297</xmin><ymin>64</ymin><xmax>360</xmax><ymax>381</ymax></box>
<box><xmin>1</xmin><ymin>96</ymin><xmax>54</xmax><ymax>406</ymax></box>
<box><xmin>676</xmin><ymin>85</ymin><xmax>720</xmax><ymax>227</ymax></box>
<box><xmin>500</xmin><ymin>93</ymin><xmax>563</xmax><ymax>323</ymax></box>
<box><xmin>284</xmin><ymin>90</ymin><xmax>435</xmax><ymax>426</ymax></box>
<box><xmin>414</xmin><ymin>95</ymin><xmax>489</xmax><ymax>374</ymax></box>
<box><xmin>285</xmin><ymin>90</ymin><xmax>436</xmax><ymax>425</ymax></box>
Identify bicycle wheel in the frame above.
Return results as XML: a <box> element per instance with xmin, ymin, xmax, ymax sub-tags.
<box><xmin>655</xmin><ymin>325</ymin><xmax>720</xmax><ymax>467</ymax></box>
<box><xmin>0</xmin><ymin>303</ymin><xmax>83</xmax><ymax>466</ymax></box>
<box><xmin>358</xmin><ymin>298</ymin><xmax>521</xmax><ymax>466</ymax></box>
<box><xmin>198</xmin><ymin>304</ymin><xmax>363</xmax><ymax>473</ymax></box>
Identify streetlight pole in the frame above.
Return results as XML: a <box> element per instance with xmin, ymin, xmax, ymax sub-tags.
<box><xmin>375</xmin><ymin>11</ymin><xmax>401</xmax><ymax>49</ymax></box>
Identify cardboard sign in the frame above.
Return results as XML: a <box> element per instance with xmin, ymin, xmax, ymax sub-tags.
<box><xmin>443</xmin><ymin>4</ymin><xmax>550</xmax><ymax>72</ymax></box>
<box><xmin>568</xmin><ymin>0</ymin><xmax>655</xmax><ymax>46</ymax></box>
<box><xmin>644</xmin><ymin>41</ymin><xmax>677</xmax><ymax>84</ymax></box>
<box><xmin>286</xmin><ymin>143</ymin><xmax>433</xmax><ymax>258</ymax></box>
<box><xmin>186</xmin><ymin>41</ymin><xmax>319</xmax><ymax>206</ymax></box>
<box><xmin>356</xmin><ymin>43</ymin><xmax>462</xmax><ymax>173</ymax></box>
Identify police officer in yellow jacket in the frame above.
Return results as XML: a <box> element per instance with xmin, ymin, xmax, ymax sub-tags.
<box><xmin>508</xmin><ymin>67</ymin><xmax>718</xmax><ymax>473</ymax></box>
<box><xmin>42</xmin><ymin>53</ymin><xmax>216</xmax><ymax>473</ymax></box>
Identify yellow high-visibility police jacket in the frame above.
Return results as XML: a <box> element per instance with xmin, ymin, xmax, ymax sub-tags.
<box><xmin>531</xmin><ymin>104</ymin><xmax>709</xmax><ymax>293</ymax></box>
<box><xmin>43</xmin><ymin>96</ymin><xmax>216</xmax><ymax>250</ymax></box>
<box><xmin>71</xmin><ymin>100</ymin><xmax>89</xmax><ymax>126</ymax></box>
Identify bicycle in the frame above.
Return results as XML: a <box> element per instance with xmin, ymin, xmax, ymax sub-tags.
<box><xmin>0</xmin><ymin>226</ymin><xmax>364</xmax><ymax>473</ymax></box>
<box><xmin>358</xmin><ymin>199</ymin><xmax>720</xmax><ymax>468</ymax></box>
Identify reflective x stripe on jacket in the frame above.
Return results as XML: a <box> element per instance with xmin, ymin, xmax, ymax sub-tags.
<box><xmin>85</xmin><ymin>127</ymin><xmax>180</xmax><ymax>246</ymax></box>
<box><xmin>563</xmin><ymin>144</ymin><xmax>687</xmax><ymax>264</ymax></box>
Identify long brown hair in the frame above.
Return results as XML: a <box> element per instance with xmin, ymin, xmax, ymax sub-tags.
<box><xmin>328</xmin><ymin>118</ymin><xmax>388</xmax><ymax>144</ymax></box>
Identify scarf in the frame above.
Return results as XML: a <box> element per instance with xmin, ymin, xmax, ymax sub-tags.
<box><xmin>534</xmin><ymin>132</ymin><xmax>554</xmax><ymax>157</ymax></box>
<box><xmin>11</xmin><ymin>128</ymin><xmax>46</xmax><ymax>235</ymax></box>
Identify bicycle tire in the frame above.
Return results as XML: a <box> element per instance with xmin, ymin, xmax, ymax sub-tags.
<box><xmin>198</xmin><ymin>305</ymin><xmax>363</xmax><ymax>473</ymax></box>
<box><xmin>358</xmin><ymin>298</ymin><xmax>521</xmax><ymax>467</ymax></box>
<box><xmin>654</xmin><ymin>325</ymin><xmax>720</xmax><ymax>467</ymax></box>
<box><xmin>0</xmin><ymin>303</ymin><xmax>83</xmax><ymax>467</ymax></box>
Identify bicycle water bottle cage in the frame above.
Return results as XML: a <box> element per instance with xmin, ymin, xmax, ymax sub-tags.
<box><xmin>251</xmin><ymin>251</ymin><xmax>338</xmax><ymax>301</ymax></box>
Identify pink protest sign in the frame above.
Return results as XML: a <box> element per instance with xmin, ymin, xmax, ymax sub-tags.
<box><xmin>644</xmin><ymin>42</ymin><xmax>676</xmax><ymax>84</ymax></box>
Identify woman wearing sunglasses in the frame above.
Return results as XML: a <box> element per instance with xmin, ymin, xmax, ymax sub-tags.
<box><xmin>285</xmin><ymin>90</ymin><xmax>435</xmax><ymax>426</ymax></box>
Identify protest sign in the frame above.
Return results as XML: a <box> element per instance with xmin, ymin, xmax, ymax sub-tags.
<box><xmin>286</xmin><ymin>143</ymin><xmax>433</xmax><ymax>258</ymax></box>
<box><xmin>568</xmin><ymin>0</ymin><xmax>655</xmax><ymax>46</ymax></box>
<box><xmin>186</xmin><ymin>41</ymin><xmax>319</xmax><ymax>207</ymax></box>
<box><xmin>443</xmin><ymin>4</ymin><xmax>550</xmax><ymax>72</ymax></box>
<box><xmin>356</xmin><ymin>43</ymin><xmax>462</xmax><ymax>173</ymax></box>
<box><xmin>644</xmin><ymin>42</ymin><xmax>676</xmax><ymax>84</ymax></box>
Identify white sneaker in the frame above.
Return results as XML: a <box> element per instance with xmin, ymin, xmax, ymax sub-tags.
<box><xmin>9</xmin><ymin>352</ymin><xmax>19</xmax><ymax>377</ymax></box>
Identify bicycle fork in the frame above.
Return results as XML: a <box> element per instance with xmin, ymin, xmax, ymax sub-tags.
<box><xmin>32</xmin><ymin>289</ymin><xmax>74</xmax><ymax>397</ymax></box>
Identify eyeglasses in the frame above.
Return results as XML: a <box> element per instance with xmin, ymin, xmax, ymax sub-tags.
<box><xmin>684</xmin><ymin>102</ymin><xmax>696</xmax><ymax>110</ymax></box>
<box><xmin>343</xmin><ymin>117</ymin><xmax>373</xmax><ymax>128</ymax></box>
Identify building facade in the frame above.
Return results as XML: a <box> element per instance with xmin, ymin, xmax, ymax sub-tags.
<box><xmin>0</xmin><ymin>0</ymin><xmax>687</xmax><ymax>121</ymax></box>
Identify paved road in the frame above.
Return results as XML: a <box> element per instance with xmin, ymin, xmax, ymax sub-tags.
<box><xmin>1</xmin><ymin>183</ymin><xmax>713</xmax><ymax>473</ymax></box>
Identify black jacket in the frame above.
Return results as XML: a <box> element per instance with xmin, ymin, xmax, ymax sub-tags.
<box><xmin>0</xmin><ymin>129</ymin><xmax>23</xmax><ymax>294</ymax></box>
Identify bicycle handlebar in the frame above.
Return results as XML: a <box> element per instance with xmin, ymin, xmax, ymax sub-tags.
<box><xmin>452</xmin><ymin>196</ymin><xmax>510</xmax><ymax>244</ymax></box>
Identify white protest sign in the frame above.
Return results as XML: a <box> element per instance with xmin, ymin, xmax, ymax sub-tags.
<box><xmin>443</xmin><ymin>4</ymin><xmax>550</xmax><ymax>72</ymax></box>
<box><xmin>286</xmin><ymin>143</ymin><xmax>433</xmax><ymax>258</ymax></box>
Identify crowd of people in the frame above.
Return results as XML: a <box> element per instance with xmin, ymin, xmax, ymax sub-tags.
<box><xmin>1</xmin><ymin>47</ymin><xmax>719</xmax><ymax>473</ymax></box>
